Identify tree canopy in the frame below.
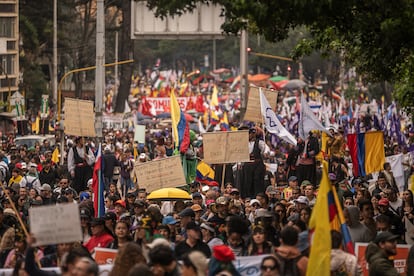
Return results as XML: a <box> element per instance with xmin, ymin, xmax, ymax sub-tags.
<box><xmin>145</xmin><ymin>0</ymin><xmax>414</xmax><ymax>109</ymax></box>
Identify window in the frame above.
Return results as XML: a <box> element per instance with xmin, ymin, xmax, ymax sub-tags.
<box><xmin>0</xmin><ymin>18</ymin><xmax>15</xmax><ymax>38</ymax></box>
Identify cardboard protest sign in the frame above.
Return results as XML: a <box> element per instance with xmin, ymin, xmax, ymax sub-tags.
<box><xmin>203</xmin><ymin>131</ymin><xmax>250</xmax><ymax>164</ymax></box>
<box><xmin>134</xmin><ymin>124</ymin><xmax>146</xmax><ymax>143</ymax></box>
<box><xmin>133</xmin><ymin>155</ymin><xmax>186</xmax><ymax>192</ymax></box>
<box><xmin>94</xmin><ymin>248</ymin><xmax>118</xmax><ymax>265</ymax></box>
<box><xmin>29</xmin><ymin>203</ymin><xmax>82</xmax><ymax>246</ymax></box>
<box><xmin>64</xmin><ymin>97</ymin><xmax>96</xmax><ymax>137</ymax></box>
<box><xmin>244</xmin><ymin>86</ymin><xmax>278</xmax><ymax>122</ymax></box>
<box><xmin>355</xmin><ymin>242</ymin><xmax>410</xmax><ymax>276</ymax></box>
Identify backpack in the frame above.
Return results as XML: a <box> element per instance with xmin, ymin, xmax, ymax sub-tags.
<box><xmin>276</xmin><ymin>253</ymin><xmax>303</xmax><ymax>276</ymax></box>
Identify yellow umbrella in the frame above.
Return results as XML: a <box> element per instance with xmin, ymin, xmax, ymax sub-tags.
<box><xmin>147</xmin><ymin>188</ymin><xmax>191</xmax><ymax>201</ymax></box>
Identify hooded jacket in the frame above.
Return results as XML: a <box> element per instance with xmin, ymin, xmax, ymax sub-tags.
<box><xmin>365</xmin><ymin>242</ymin><xmax>398</xmax><ymax>276</ymax></box>
<box><xmin>346</xmin><ymin>206</ymin><xmax>373</xmax><ymax>242</ymax></box>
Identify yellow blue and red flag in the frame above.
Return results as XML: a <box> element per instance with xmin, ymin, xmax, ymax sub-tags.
<box><xmin>92</xmin><ymin>143</ymin><xmax>105</xmax><ymax>217</ymax></box>
<box><xmin>171</xmin><ymin>91</ymin><xmax>190</xmax><ymax>153</ymax></box>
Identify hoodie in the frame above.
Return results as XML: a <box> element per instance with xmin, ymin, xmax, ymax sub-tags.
<box><xmin>346</xmin><ymin>206</ymin><xmax>373</xmax><ymax>243</ymax></box>
<box><xmin>365</xmin><ymin>242</ymin><xmax>398</xmax><ymax>276</ymax></box>
<box><xmin>275</xmin><ymin>245</ymin><xmax>308</xmax><ymax>276</ymax></box>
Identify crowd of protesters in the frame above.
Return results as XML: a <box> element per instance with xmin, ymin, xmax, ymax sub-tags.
<box><xmin>0</xmin><ymin>81</ymin><xmax>414</xmax><ymax>275</ymax></box>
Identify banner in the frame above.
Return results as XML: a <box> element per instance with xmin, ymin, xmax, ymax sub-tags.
<box><xmin>386</xmin><ymin>153</ymin><xmax>404</xmax><ymax>192</ymax></box>
<box><xmin>202</xmin><ymin>131</ymin><xmax>250</xmax><ymax>164</ymax></box>
<box><xmin>0</xmin><ymin>256</ymin><xmax>267</xmax><ymax>276</ymax></box>
<box><xmin>64</xmin><ymin>98</ymin><xmax>96</xmax><ymax>137</ymax></box>
<box><xmin>146</xmin><ymin>96</ymin><xmax>197</xmax><ymax>114</ymax></box>
<box><xmin>245</xmin><ymin>86</ymin><xmax>278</xmax><ymax>122</ymax></box>
<box><xmin>94</xmin><ymin>248</ymin><xmax>118</xmax><ymax>265</ymax></box>
<box><xmin>355</xmin><ymin>242</ymin><xmax>410</xmax><ymax>276</ymax></box>
<box><xmin>133</xmin><ymin>155</ymin><xmax>186</xmax><ymax>192</ymax></box>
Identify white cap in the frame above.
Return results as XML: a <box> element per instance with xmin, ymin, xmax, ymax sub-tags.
<box><xmin>250</xmin><ymin>199</ymin><xmax>261</xmax><ymax>206</ymax></box>
<box><xmin>146</xmin><ymin>238</ymin><xmax>170</xmax><ymax>249</ymax></box>
<box><xmin>201</xmin><ymin>185</ymin><xmax>210</xmax><ymax>192</ymax></box>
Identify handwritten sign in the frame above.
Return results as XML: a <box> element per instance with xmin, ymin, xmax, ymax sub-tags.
<box><xmin>244</xmin><ymin>86</ymin><xmax>278</xmax><ymax>122</ymax></box>
<box><xmin>355</xmin><ymin>242</ymin><xmax>410</xmax><ymax>276</ymax></box>
<box><xmin>134</xmin><ymin>124</ymin><xmax>146</xmax><ymax>143</ymax></box>
<box><xmin>203</xmin><ymin>131</ymin><xmax>250</xmax><ymax>164</ymax></box>
<box><xmin>133</xmin><ymin>155</ymin><xmax>186</xmax><ymax>192</ymax></box>
<box><xmin>94</xmin><ymin>248</ymin><xmax>118</xmax><ymax>265</ymax></box>
<box><xmin>29</xmin><ymin>203</ymin><xmax>82</xmax><ymax>246</ymax></box>
<box><xmin>64</xmin><ymin>98</ymin><xmax>96</xmax><ymax>137</ymax></box>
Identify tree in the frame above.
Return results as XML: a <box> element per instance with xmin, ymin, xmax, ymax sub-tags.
<box><xmin>145</xmin><ymin>0</ymin><xmax>414</xmax><ymax>108</ymax></box>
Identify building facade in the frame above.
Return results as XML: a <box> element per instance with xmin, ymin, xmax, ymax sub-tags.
<box><xmin>0</xmin><ymin>0</ymin><xmax>19</xmax><ymax>105</ymax></box>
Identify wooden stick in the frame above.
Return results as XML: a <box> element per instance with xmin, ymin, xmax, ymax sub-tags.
<box><xmin>221</xmin><ymin>164</ymin><xmax>226</xmax><ymax>192</ymax></box>
<box><xmin>0</xmin><ymin>182</ymin><xmax>29</xmax><ymax>237</ymax></box>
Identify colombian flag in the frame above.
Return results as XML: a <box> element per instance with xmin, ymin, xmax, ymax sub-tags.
<box><xmin>347</xmin><ymin>131</ymin><xmax>385</xmax><ymax>176</ymax></box>
<box><xmin>220</xmin><ymin>112</ymin><xmax>230</xmax><ymax>131</ymax></box>
<box><xmin>171</xmin><ymin>91</ymin><xmax>190</xmax><ymax>154</ymax></box>
<box><xmin>92</xmin><ymin>143</ymin><xmax>105</xmax><ymax>218</ymax></box>
<box><xmin>307</xmin><ymin>161</ymin><xmax>354</xmax><ymax>276</ymax></box>
<box><xmin>196</xmin><ymin>160</ymin><xmax>215</xmax><ymax>184</ymax></box>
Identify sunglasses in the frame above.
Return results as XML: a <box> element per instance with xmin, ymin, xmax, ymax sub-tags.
<box><xmin>261</xmin><ymin>265</ymin><xmax>276</xmax><ymax>271</ymax></box>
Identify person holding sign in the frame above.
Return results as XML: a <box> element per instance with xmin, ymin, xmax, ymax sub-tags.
<box><xmin>240</xmin><ymin>127</ymin><xmax>267</xmax><ymax>199</ymax></box>
<box><xmin>67</xmin><ymin>137</ymin><xmax>95</xmax><ymax>193</ymax></box>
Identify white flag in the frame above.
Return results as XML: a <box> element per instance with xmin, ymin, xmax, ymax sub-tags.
<box><xmin>299</xmin><ymin>94</ymin><xmax>331</xmax><ymax>139</ymax></box>
<box><xmin>260</xmin><ymin>90</ymin><xmax>297</xmax><ymax>145</ymax></box>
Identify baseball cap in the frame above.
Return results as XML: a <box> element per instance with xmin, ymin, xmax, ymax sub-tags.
<box><xmin>216</xmin><ymin>196</ymin><xmax>227</xmax><ymax>205</ymax></box>
<box><xmin>114</xmin><ymin>200</ymin><xmax>126</xmax><ymax>208</ymax></box>
<box><xmin>179</xmin><ymin>208</ymin><xmax>195</xmax><ymax>218</ymax></box>
<box><xmin>162</xmin><ymin>216</ymin><xmax>177</xmax><ymax>225</ymax></box>
<box><xmin>186</xmin><ymin>221</ymin><xmax>200</xmax><ymax>231</ymax></box>
<box><xmin>378</xmin><ymin>198</ymin><xmax>389</xmax><ymax>206</ymax></box>
<box><xmin>301</xmin><ymin>180</ymin><xmax>312</xmax><ymax>187</ymax></box>
<box><xmin>79</xmin><ymin>192</ymin><xmax>90</xmax><ymax>201</ymax></box>
<box><xmin>374</xmin><ymin>231</ymin><xmax>399</xmax><ymax>244</ymax></box>
<box><xmin>192</xmin><ymin>192</ymin><xmax>202</xmax><ymax>199</ymax></box>
<box><xmin>40</xmin><ymin>184</ymin><xmax>52</xmax><ymax>191</ymax></box>
<box><xmin>288</xmin><ymin>176</ymin><xmax>298</xmax><ymax>182</ymax></box>
<box><xmin>139</xmin><ymin>153</ymin><xmax>147</xmax><ymax>159</ymax></box>
<box><xmin>103</xmin><ymin>212</ymin><xmax>117</xmax><ymax>221</ymax></box>
<box><xmin>79</xmin><ymin>208</ymin><xmax>91</xmax><ymax>219</ymax></box>
<box><xmin>90</xmin><ymin>217</ymin><xmax>105</xmax><ymax>226</ymax></box>
<box><xmin>133</xmin><ymin>199</ymin><xmax>146</xmax><ymax>207</ymax></box>
<box><xmin>230</xmin><ymin>188</ymin><xmax>240</xmax><ymax>195</ymax></box>
<box><xmin>191</xmin><ymin>204</ymin><xmax>202</xmax><ymax>212</ymax></box>
<box><xmin>265</xmin><ymin>185</ymin><xmax>277</xmax><ymax>194</ymax></box>
<box><xmin>200</xmin><ymin>223</ymin><xmax>215</xmax><ymax>233</ymax></box>
<box><xmin>250</xmin><ymin>199</ymin><xmax>261</xmax><ymax>207</ymax></box>
<box><xmin>294</xmin><ymin>196</ymin><xmax>309</xmax><ymax>205</ymax></box>
<box><xmin>201</xmin><ymin>185</ymin><xmax>210</xmax><ymax>192</ymax></box>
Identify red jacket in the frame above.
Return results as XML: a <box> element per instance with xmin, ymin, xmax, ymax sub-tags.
<box><xmin>84</xmin><ymin>232</ymin><xmax>114</xmax><ymax>253</ymax></box>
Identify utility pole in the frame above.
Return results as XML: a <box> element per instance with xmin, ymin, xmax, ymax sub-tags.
<box><xmin>239</xmin><ymin>28</ymin><xmax>248</xmax><ymax>120</ymax></box>
<box><xmin>53</xmin><ymin>0</ymin><xmax>57</xmax><ymax>114</ymax></box>
<box><xmin>95</xmin><ymin>0</ymin><xmax>105</xmax><ymax>138</ymax></box>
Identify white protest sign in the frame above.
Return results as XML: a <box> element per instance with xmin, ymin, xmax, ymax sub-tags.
<box><xmin>244</xmin><ymin>86</ymin><xmax>278</xmax><ymax>122</ymax></box>
<box><xmin>203</xmin><ymin>131</ymin><xmax>250</xmax><ymax>164</ymax></box>
<box><xmin>134</xmin><ymin>124</ymin><xmax>146</xmax><ymax>143</ymax></box>
<box><xmin>64</xmin><ymin>97</ymin><xmax>96</xmax><ymax>137</ymax></box>
<box><xmin>133</xmin><ymin>155</ymin><xmax>186</xmax><ymax>192</ymax></box>
<box><xmin>29</xmin><ymin>203</ymin><xmax>82</xmax><ymax>246</ymax></box>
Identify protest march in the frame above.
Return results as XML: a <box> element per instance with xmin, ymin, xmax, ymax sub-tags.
<box><xmin>0</xmin><ymin>81</ymin><xmax>413</xmax><ymax>276</ymax></box>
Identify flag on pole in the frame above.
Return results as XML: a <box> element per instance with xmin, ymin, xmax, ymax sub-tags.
<box><xmin>259</xmin><ymin>90</ymin><xmax>297</xmax><ymax>145</ymax></box>
<box><xmin>307</xmin><ymin>161</ymin><xmax>354</xmax><ymax>276</ymax></box>
<box><xmin>92</xmin><ymin>143</ymin><xmax>105</xmax><ymax>218</ymax></box>
<box><xmin>170</xmin><ymin>91</ymin><xmax>190</xmax><ymax>153</ymax></box>
<box><xmin>51</xmin><ymin>147</ymin><xmax>59</xmax><ymax>165</ymax></box>
<box><xmin>299</xmin><ymin>94</ymin><xmax>331</xmax><ymax>139</ymax></box>
<box><xmin>210</xmin><ymin>85</ymin><xmax>219</xmax><ymax>108</ymax></box>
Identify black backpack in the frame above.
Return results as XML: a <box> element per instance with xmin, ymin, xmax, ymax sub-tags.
<box><xmin>276</xmin><ymin>253</ymin><xmax>303</xmax><ymax>276</ymax></box>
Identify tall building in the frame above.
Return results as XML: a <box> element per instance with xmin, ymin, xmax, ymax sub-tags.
<box><xmin>0</xmin><ymin>0</ymin><xmax>19</xmax><ymax>105</ymax></box>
